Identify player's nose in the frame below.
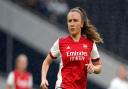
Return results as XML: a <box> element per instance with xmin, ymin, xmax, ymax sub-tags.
<box><xmin>70</xmin><ymin>22</ymin><xmax>75</xmax><ymax>27</ymax></box>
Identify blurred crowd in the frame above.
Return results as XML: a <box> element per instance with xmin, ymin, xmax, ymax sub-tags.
<box><xmin>12</xmin><ymin>0</ymin><xmax>69</xmax><ymax>26</ymax></box>
<box><xmin>11</xmin><ymin>0</ymin><xmax>88</xmax><ymax>27</ymax></box>
<box><xmin>108</xmin><ymin>65</ymin><xmax>128</xmax><ymax>89</ymax></box>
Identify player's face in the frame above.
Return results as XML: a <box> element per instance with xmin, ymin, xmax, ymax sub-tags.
<box><xmin>67</xmin><ymin>11</ymin><xmax>83</xmax><ymax>36</ymax></box>
<box><xmin>118</xmin><ymin>65</ymin><xmax>127</xmax><ymax>79</ymax></box>
<box><xmin>17</xmin><ymin>55</ymin><xmax>28</xmax><ymax>71</ymax></box>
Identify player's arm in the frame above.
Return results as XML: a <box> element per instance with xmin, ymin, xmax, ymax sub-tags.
<box><xmin>28</xmin><ymin>74</ymin><xmax>33</xmax><ymax>89</ymax></box>
<box><xmin>85</xmin><ymin>59</ymin><xmax>101</xmax><ymax>74</ymax></box>
<box><xmin>92</xmin><ymin>58</ymin><xmax>102</xmax><ymax>74</ymax></box>
<box><xmin>41</xmin><ymin>54</ymin><xmax>53</xmax><ymax>80</ymax></box>
<box><xmin>40</xmin><ymin>39</ymin><xmax>59</xmax><ymax>89</ymax></box>
<box><xmin>40</xmin><ymin>54</ymin><xmax>53</xmax><ymax>89</ymax></box>
<box><xmin>91</xmin><ymin>42</ymin><xmax>102</xmax><ymax>74</ymax></box>
<box><xmin>86</xmin><ymin>42</ymin><xmax>102</xmax><ymax>74</ymax></box>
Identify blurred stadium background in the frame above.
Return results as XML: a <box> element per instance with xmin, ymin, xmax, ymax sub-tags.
<box><xmin>0</xmin><ymin>0</ymin><xmax>128</xmax><ymax>89</ymax></box>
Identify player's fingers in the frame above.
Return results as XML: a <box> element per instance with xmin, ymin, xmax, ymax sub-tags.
<box><xmin>85</xmin><ymin>64</ymin><xmax>89</xmax><ymax>67</ymax></box>
<box><xmin>40</xmin><ymin>83</ymin><xmax>43</xmax><ymax>88</ymax></box>
<box><xmin>87</xmin><ymin>66</ymin><xmax>91</xmax><ymax>73</ymax></box>
<box><xmin>90</xmin><ymin>67</ymin><xmax>94</xmax><ymax>73</ymax></box>
<box><xmin>85</xmin><ymin>64</ymin><xmax>90</xmax><ymax>70</ymax></box>
<box><xmin>87</xmin><ymin>69</ymin><xmax>93</xmax><ymax>74</ymax></box>
<box><xmin>87</xmin><ymin>64</ymin><xmax>92</xmax><ymax>70</ymax></box>
<box><xmin>43</xmin><ymin>84</ymin><xmax>48</xmax><ymax>89</ymax></box>
<box><xmin>40</xmin><ymin>82</ymin><xmax>48</xmax><ymax>89</ymax></box>
<box><xmin>87</xmin><ymin>64</ymin><xmax>94</xmax><ymax>74</ymax></box>
<box><xmin>45</xmin><ymin>81</ymin><xmax>49</xmax><ymax>87</ymax></box>
<box><xmin>86</xmin><ymin>64</ymin><xmax>90</xmax><ymax>71</ymax></box>
<box><xmin>89</xmin><ymin>64</ymin><xmax>94</xmax><ymax>69</ymax></box>
<box><xmin>87</xmin><ymin>66</ymin><xmax>92</xmax><ymax>73</ymax></box>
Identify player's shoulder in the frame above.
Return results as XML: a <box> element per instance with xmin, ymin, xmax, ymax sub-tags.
<box><xmin>111</xmin><ymin>77</ymin><xmax>120</xmax><ymax>84</ymax></box>
<box><xmin>8</xmin><ymin>71</ymin><xmax>14</xmax><ymax>78</ymax></box>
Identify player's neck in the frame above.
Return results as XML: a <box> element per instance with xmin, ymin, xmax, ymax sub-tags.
<box><xmin>70</xmin><ymin>33</ymin><xmax>81</xmax><ymax>42</ymax></box>
<box><xmin>15</xmin><ymin>69</ymin><xmax>26</xmax><ymax>74</ymax></box>
<box><xmin>119</xmin><ymin>76</ymin><xmax>126</xmax><ymax>81</ymax></box>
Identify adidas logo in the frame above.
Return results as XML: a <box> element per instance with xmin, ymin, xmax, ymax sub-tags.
<box><xmin>66</xmin><ymin>46</ymin><xmax>70</xmax><ymax>49</ymax></box>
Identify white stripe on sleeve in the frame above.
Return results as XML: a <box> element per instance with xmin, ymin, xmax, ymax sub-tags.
<box><xmin>50</xmin><ymin>39</ymin><xmax>60</xmax><ymax>58</ymax></box>
<box><xmin>28</xmin><ymin>74</ymin><xmax>33</xmax><ymax>87</ymax></box>
<box><xmin>91</xmin><ymin>42</ymin><xmax>100</xmax><ymax>59</ymax></box>
<box><xmin>7</xmin><ymin>72</ymin><xmax>14</xmax><ymax>87</ymax></box>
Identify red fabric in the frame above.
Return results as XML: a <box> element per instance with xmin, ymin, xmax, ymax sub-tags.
<box><xmin>58</xmin><ymin>35</ymin><xmax>93</xmax><ymax>89</ymax></box>
<box><xmin>14</xmin><ymin>70</ymin><xmax>30</xmax><ymax>89</ymax></box>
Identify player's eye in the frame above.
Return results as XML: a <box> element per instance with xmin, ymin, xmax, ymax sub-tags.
<box><xmin>73</xmin><ymin>19</ymin><xmax>78</xmax><ymax>22</ymax></box>
<box><xmin>68</xmin><ymin>19</ymin><xmax>72</xmax><ymax>22</ymax></box>
<box><xmin>68</xmin><ymin>19</ymin><xmax>78</xmax><ymax>23</ymax></box>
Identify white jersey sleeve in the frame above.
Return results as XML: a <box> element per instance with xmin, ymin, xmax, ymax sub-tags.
<box><xmin>91</xmin><ymin>42</ymin><xmax>100</xmax><ymax>60</ymax></box>
<box><xmin>28</xmin><ymin>74</ymin><xmax>33</xmax><ymax>87</ymax></box>
<box><xmin>108</xmin><ymin>78</ymin><xmax>117</xmax><ymax>89</ymax></box>
<box><xmin>50</xmin><ymin>39</ymin><xmax>60</xmax><ymax>59</ymax></box>
<box><xmin>7</xmin><ymin>72</ymin><xmax>14</xmax><ymax>87</ymax></box>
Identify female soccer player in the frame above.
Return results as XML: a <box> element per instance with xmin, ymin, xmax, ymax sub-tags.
<box><xmin>40</xmin><ymin>7</ymin><xmax>103</xmax><ymax>89</ymax></box>
<box><xmin>7</xmin><ymin>54</ymin><xmax>33</xmax><ymax>89</ymax></box>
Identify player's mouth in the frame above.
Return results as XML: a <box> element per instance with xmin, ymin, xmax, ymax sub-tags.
<box><xmin>70</xmin><ymin>28</ymin><xmax>76</xmax><ymax>31</ymax></box>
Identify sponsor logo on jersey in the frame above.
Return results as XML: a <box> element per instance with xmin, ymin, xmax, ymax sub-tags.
<box><xmin>17</xmin><ymin>77</ymin><xmax>29</xmax><ymax>88</ymax></box>
<box><xmin>66</xmin><ymin>51</ymin><xmax>87</xmax><ymax>61</ymax></box>
<box><xmin>83</xmin><ymin>44</ymin><xmax>88</xmax><ymax>49</ymax></box>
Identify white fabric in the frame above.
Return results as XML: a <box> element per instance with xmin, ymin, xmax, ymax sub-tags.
<box><xmin>55</xmin><ymin>58</ymin><xmax>63</xmax><ymax>88</ymax></box>
<box><xmin>28</xmin><ymin>74</ymin><xmax>33</xmax><ymax>88</ymax></box>
<box><xmin>50</xmin><ymin>39</ymin><xmax>60</xmax><ymax>58</ymax></box>
<box><xmin>7</xmin><ymin>72</ymin><xmax>14</xmax><ymax>89</ymax></box>
<box><xmin>91</xmin><ymin>42</ymin><xmax>100</xmax><ymax>59</ymax></box>
<box><xmin>108</xmin><ymin>77</ymin><xmax>128</xmax><ymax>89</ymax></box>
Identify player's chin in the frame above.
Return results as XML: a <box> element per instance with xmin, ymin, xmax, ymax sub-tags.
<box><xmin>69</xmin><ymin>31</ymin><xmax>77</xmax><ymax>36</ymax></box>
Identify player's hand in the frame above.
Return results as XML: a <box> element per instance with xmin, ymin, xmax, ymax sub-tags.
<box><xmin>40</xmin><ymin>79</ymin><xmax>49</xmax><ymax>89</ymax></box>
<box><xmin>85</xmin><ymin>63</ymin><xmax>95</xmax><ymax>74</ymax></box>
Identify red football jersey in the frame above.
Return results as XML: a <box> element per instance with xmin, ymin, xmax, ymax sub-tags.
<box><xmin>50</xmin><ymin>35</ymin><xmax>100</xmax><ymax>89</ymax></box>
<box><xmin>7</xmin><ymin>70</ymin><xmax>33</xmax><ymax>89</ymax></box>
